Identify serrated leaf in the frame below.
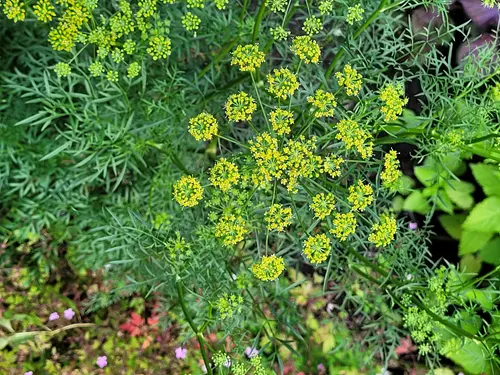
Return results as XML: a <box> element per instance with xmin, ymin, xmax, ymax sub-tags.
<box><xmin>479</xmin><ymin>238</ymin><xmax>500</xmax><ymax>266</ymax></box>
<box><xmin>462</xmin><ymin>289</ymin><xmax>494</xmax><ymax>310</ymax></box>
<box><xmin>463</xmin><ymin>197</ymin><xmax>500</xmax><ymax>233</ymax></box>
<box><xmin>403</xmin><ymin>191</ymin><xmax>431</xmax><ymax>214</ymax></box>
<box><xmin>471</xmin><ymin>163</ymin><xmax>500</xmax><ymax>197</ymax></box>
<box><xmin>443</xmin><ymin>338</ymin><xmax>489</xmax><ymax>375</ymax></box>
<box><xmin>438</xmin><ymin>214</ymin><xmax>466</xmax><ymax>240</ymax></box>
<box><xmin>459</xmin><ymin>230</ymin><xmax>494</xmax><ymax>255</ymax></box>
<box><xmin>444</xmin><ymin>180</ymin><xmax>475</xmax><ymax>210</ymax></box>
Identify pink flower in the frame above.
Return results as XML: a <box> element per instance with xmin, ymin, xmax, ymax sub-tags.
<box><xmin>64</xmin><ymin>308</ymin><xmax>75</xmax><ymax>320</ymax></box>
<box><xmin>409</xmin><ymin>222</ymin><xmax>418</xmax><ymax>230</ymax></box>
<box><xmin>96</xmin><ymin>356</ymin><xmax>107</xmax><ymax>368</ymax></box>
<box><xmin>244</xmin><ymin>346</ymin><xmax>259</xmax><ymax>358</ymax></box>
<box><xmin>201</xmin><ymin>364</ymin><xmax>207</xmax><ymax>373</ymax></box>
<box><xmin>24</xmin><ymin>372</ymin><xmax>33</xmax><ymax>375</ymax></box>
<box><xmin>48</xmin><ymin>312</ymin><xmax>59</xmax><ymax>321</ymax></box>
<box><xmin>317</xmin><ymin>364</ymin><xmax>325</xmax><ymax>370</ymax></box>
<box><xmin>175</xmin><ymin>347</ymin><xmax>187</xmax><ymax>359</ymax></box>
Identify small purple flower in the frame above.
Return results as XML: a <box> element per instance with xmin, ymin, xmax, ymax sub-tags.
<box><xmin>48</xmin><ymin>312</ymin><xmax>59</xmax><ymax>321</ymax></box>
<box><xmin>24</xmin><ymin>372</ymin><xmax>33</xmax><ymax>375</ymax></box>
<box><xmin>317</xmin><ymin>364</ymin><xmax>325</xmax><ymax>371</ymax></box>
<box><xmin>409</xmin><ymin>222</ymin><xmax>418</xmax><ymax>230</ymax></box>
<box><xmin>201</xmin><ymin>364</ymin><xmax>207</xmax><ymax>373</ymax></box>
<box><xmin>223</xmin><ymin>358</ymin><xmax>232</xmax><ymax>368</ymax></box>
<box><xmin>245</xmin><ymin>346</ymin><xmax>259</xmax><ymax>358</ymax></box>
<box><xmin>96</xmin><ymin>356</ymin><xmax>107</xmax><ymax>368</ymax></box>
<box><xmin>63</xmin><ymin>308</ymin><xmax>75</xmax><ymax>320</ymax></box>
<box><xmin>175</xmin><ymin>347</ymin><xmax>187</xmax><ymax>359</ymax></box>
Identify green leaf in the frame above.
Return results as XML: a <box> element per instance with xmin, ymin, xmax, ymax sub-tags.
<box><xmin>459</xmin><ymin>311</ymin><xmax>482</xmax><ymax>335</ymax></box>
<box><xmin>0</xmin><ymin>338</ymin><xmax>8</xmax><ymax>350</ymax></box>
<box><xmin>470</xmin><ymin>163</ymin><xmax>500</xmax><ymax>197</ymax></box>
<box><xmin>479</xmin><ymin>238</ymin><xmax>500</xmax><ymax>266</ymax></box>
<box><xmin>444</xmin><ymin>180</ymin><xmax>475</xmax><ymax>210</ymax></box>
<box><xmin>462</xmin><ymin>289</ymin><xmax>494</xmax><ymax>310</ymax></box>
<box><xmin>443</xmin><ymin>338</ymin><xmax>489</xmax><ymax>375</ymax></box>
<box><xmin>414</xmin><ymin>165</ymin><xmax>439</xmax><ymax>187</ymax></box>
<box><xmin>459</xmin><ymin>230</ymin><xmax>494</xmax><ymax>255</ymax></box>
<box><xmin>438</xmin><ymin>214</ymin><xmax>466</xmax><ymax>240</ymax></box>
<box><xmin>403</xmin><ymin>191</ymin><xmax>430</xmax><ymax>214</ymax></box>
<box><xmin>436</xmin><ymin>190</ymin><xmax>454</xmax><ymax>214</ymax></box>
<box><xmin>463</xmin><ymin>197</ymin><xmax>500</xmax><ymax>233</ymax></box>
<box><xmin>460</xmin><ymin>254</ymin><xmax>482</xmax><ymax>274</ymax></box>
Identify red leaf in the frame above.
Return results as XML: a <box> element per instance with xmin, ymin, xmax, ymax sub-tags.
<box><xmin>130</xmin><ymin>312</ymin><xmax>144</xmax><ymax>327</ymax></box>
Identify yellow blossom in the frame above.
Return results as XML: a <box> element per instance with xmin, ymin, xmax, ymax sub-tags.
<box><xmin>189</xmin><ymin>112</ymin><xmax>218</xmax><ymax>141</ymax></box>
<box><xmin>335</xmin><ymin>119</ymin><xmax>373</xmax><ymax>159</ymax></box>
<box><xmin>380</xmin><ymin>83</ymin><xmax>408</xmax><ymax>122</ymax></box>
<box><xmin>348</xmin><ymin>180</ymin><xmax>374</xmax><ymax>212</ymax></box>
<box><xmin>249</xmin><ymin>132</ymin><xmax>287</xmax><ymax>185</ymax></box>
<box><xmin>182</xmin><ymin>12</ymin><xmax>201</xmax><ymax>32</ymax></box>
<box><xmin>335</xmin><ymin>64</ymin><xmax>363</xmax><ymax>96</ymax></box>
<box><xmin>225</xmin><ymin>91</ymin><xmax>257</xmax><ymax>122</ymax></box>
<box><xmin>368</xmin><ymin>213</ymin><xmax>397</xmax><ymax>247</ymax></box>
<box><xmin>216</xmin><ymin>293</ymin><xmax>244</xmax><ymax>319</ymax></box>
<box><xmin>281</xmin><ymin>136</ymin><xmax>322</xmax><ymax>192</ymax></box>
<box><xmin>215</xmin><ymin>214</ymin><xmax>248</xmax><ymax>246</ymax></box>
<box><xmin>147</xmin><ymin>35</ymin><xmax>172</xmax><ymax>60</ymax></box>
<box><xmin>265</xmin><ymin>204</ymin><xmax>293</xmax><ymax>232</ymax></box>
<box><xmin>330</xmin><ymin>212</ymin><xmax>357</xmax><ymax>241</ymax></box>
<box><xmin>267</xmin><ymin>68</ymin><xmax>299</xmax><ymax>100</ymax></box>
<box><xmin>303</xmin><ymin>15</ymin><xmax>323</xmax><ymax>35</ymax></box>
<box><xmin>292</xmin><ymin>35</ymin><xmax>321</xmax><ymax>64</ymax></box>
<box><xmin>33</xmin><ymin>0</ymin><xmax>56</xmax><ymax>22</ymax></box>
<box><xmin>231</xmin><ymin>44</ymin><xmax>265</xmax><ymax>72</ymax></box>
<box><xmin>321</xmin><ymin>155</ymin><xmax>344</xmax><ymax>178</ymax></box>
<box><xmin>381</xmin><ymin>149</ymin><xmax>402</xmax><ymax>190</ymax></box>
<box><xmin>209</xmin><ymin>158</ymin><xmax>240</xmax><ymax>192</ymax></box>
<box><xmin>310</xmin><ymin>193</ymin><xmax>336</xmax><ymax>219</ymax></box>
<box><xmin>303</xmin><ymin>233</ymin><xmax>331</xmax><ymax>264</ymax></box>
<box><xmin>346</xmin><ymin>5</ymin><xmax>365</xmax><ymax>25</ymax></box>
<box><xmin>173</xmin><ymin>176</ymin><xmax>204</xmax><ymax>207</ymax></box>
<box><xmin>269</xmin><ymin>108</ymin><xmax>294</xmax><ymax>135</ymax></box>
<box><xmin>252</xmin><ymin>255</ymin><xmax>285</xmax><ymax>281</ymax></box>
<box><xmin>3</xmin><ymin>0</ymin><xmax>25</xmax><ymax>22</ymax></box>
<box><xmin>307</xmin><ymin>89</ymin><xmax>337</xmax><ymax>118</ymax></box>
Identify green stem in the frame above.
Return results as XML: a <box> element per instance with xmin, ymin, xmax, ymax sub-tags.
<box><xmin>176</xmin><ymin>279</ymin><xmax>213</xmax><ymax>375</ymax></box>
<box><xmin>252</xmin><ymin>1</ymin><xmax>267</xmax><ymax>44</ymax></box>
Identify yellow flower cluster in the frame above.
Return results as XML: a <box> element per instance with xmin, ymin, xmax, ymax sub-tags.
<box><xmin>268</xmin><ymin>0</ymin><xmax>288</xmax><ymax>12</ymax></box>
<box><xmin>214</xmin><ymin>0</ymin><xmax>229</xmax><ymax>10</ymax></box>
<box><xmin>216</xmin><ymin>293</ymin><xmax>244</xmax><ymax>319</ymax></box>
<box><xmin>303</xmin><ymin>233</ymin><xmax>331</xmax><ymax>264</ymax></box>
<box><xmin>281</xmin><ymin>136</ymin><xmax>322</xmax><ymax>192</ymax></box>
<box><xmin>249</xmin><ymin>132</ymin><xmax>287</xmax><ymax>185</ymax></box>
<box><xmin>3</xmin><ymin>0</ymin><xmax>25</xmax><ymax>22</ymax></box>
<box><xmin>335</xmin><ymin>119</ymin><xmax>373</xmax><ymax>159</ymax></box>
<box><xmin>269</xmin><ymin>108</ymin><xmax>294</xmax><ymax>135</ymax></box>
<box><xmin>270</xmin><ymin>26</ymin><xmax>290</xmax><ymax>41</ymax></box>
<box><xmin>310</xmin><ymin>193</ymin><xmax>336</xmax><ymax>219</ymax></box>
<box><xmin>210</xmin><ymin>158</ymin><xmax>240</xmax><ymax>192</ymax></box>
<box><xmin>182</xmin><ymin>12</ymin><xmax>201</xmax><ymax>32</ymax></box>
<box><xmin>215</xmin><ymin>214</ymin><xmax>248</xmax><ymax>247</ymax></box>
<box><xmin>321</xmin><ymin>155</ymin><xmax>344</xmax><ymax>178</ymax></box>
<box><xmin>54</xmin><ymin>62</ymin><xmax>71</xmax><ymax>77</ymax></box>
<box><xmin>292</xmin><ymin>36</ymin><xmax>321</xmax><ymax>64</ymax></box>
<box><xmin>319</xmin><ymin>0</ymin><xmax>334</xmax><ymax>15</ymax></box>
<box><xmin>330</xmin><ymin>212</ymin><xmax>357</xmax><ymax>241</ymax></box>
<box><xmin>167</xmin><ymin>231</ymin><xmax>192</xmax><ymax>260</ymax></box>
<box><xmin>147</xmin><ymin>35</ymin><xmax>172</xmax><ymax>60</ymax></box>
<box><xmin>252</xmin><ymin>255</ymin><xmax>285</xmax><ymax>281</ymax></box>
<box><xmin>348</xmin><ymin>180</ymin><xmax>374</xmax><ymax>212</ymax></box>
<box><xmin>189</xmin><ymin>112</ymin><xmax>218</xmax><ymax>141</ymax></box>
<box><xmin>173</xmin><ymin>176</ymin><xmax>204</xmax><ymax>207</ymax></box>
<box><xmin>307</xmin><ymin>89</ymin><xmax>337</xmax><ymax>118</ymax></box>
<box><xmin>267</xmin><ymin>68</ymin><xmax>299</xmax><ymax>100</ymax></box>
<box><xmin>380</xmin><ymin>83</ymin><xmax>408</xmax><ymax>122</ymax></box>
<box><xmin>225</xmin><ymin>91</ymin><xmax>257</xmax><ymax>122</ymax></box>
<box><xmin>303</xmin><ymin>15</ymin><xmax>323</xmax><ymax>36</ymax></box>
<box><xmin>346</xmin><ymin>5</ymin><xmax>365</xmax><ymax>25</ymax></box>
<box><xmin>381</xmin><ymin>150</ymin><xmax>402</xmax><ymax>190</ymax></box>
<box><xmin>368</xmin><ymin>213</ymin><xmax>397</xmax><ymax>247</ymax></box>
<box><xmin>335</xmin><ymin>65</ymin><xmax>363</xmax><ymax>96</ymax></box>
<box><xmin>49</xmin><ymin>0</ymin><xmax>93</xmax><ymax>51</ymax></box>
<box><xmin>187</xmin><ymin>0</ymin><xmax>204</xmax><ymax>8</ymax></box>
<box><xmin>265</xmin><ymin>204</ymin><xmax>293</xmax><ymax>232</ymax></box>
<box><xmin>33</xmin><ymin>0</ymin><xmax>56</xmax><ymax>22</ymax></box>
<box><xmin>231</xmin><ymin>44</ymin><xmax>265</xmax><ymax>72</ymax></box>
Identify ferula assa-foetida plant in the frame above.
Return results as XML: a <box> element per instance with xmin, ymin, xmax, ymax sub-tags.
<box><xmin>1</xmin><ymin>0</ymin><xmax>500</xmax><ymax>374</ymax></box>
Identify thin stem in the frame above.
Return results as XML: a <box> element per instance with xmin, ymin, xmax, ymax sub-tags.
<box><xmin>176</xmin><ymin>279</ymin><xmax>213</xmax><ymax>375</ymax></box>
<box><xmin>252</xmin><ymin>1</ymin><xmax>267</xmax><ymax>44</ymax></box>
<box><xmin>251</xmin><ymin>72</ymin><xmax>270</xmax><ymax>131</ymax></box>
